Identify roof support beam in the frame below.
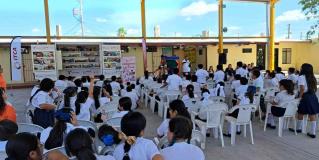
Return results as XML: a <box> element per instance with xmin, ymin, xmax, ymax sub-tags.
<box><xmin>218</xmin><ymin>0</ymin><xmax>224</xmax><ymax>54</ymax></box>
<box><xmin>141</xmin><ymin>0</ymin><xmax>147</xmax><ymax>71</ymax></box>
<box><xmin>44</xmin><ymin>0</ymin><xmax>51</xmax><ymax>44</ymax></box>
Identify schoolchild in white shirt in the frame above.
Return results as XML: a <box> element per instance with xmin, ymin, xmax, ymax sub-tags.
<box><xmin>110</xmin><ymin>76</ymin><xmax>121</xmax><ymax>96</ymax></box>
<box><xmin>266</xmin><ymin>79</ymin><xmax>295</xmax><ymax>129</ymax></box>
<box><xmin>161</xmin><ymin>116</ymin><xmax>205</xmax><ymax>160</ymax></box>
<box><xmin>182</xmin><ymin>56</ymin><xmax>191</xmax><ymax>76</ymax></box>
<box><xmin>213</xmin><ymin>64</ymin><xmax>225</xmax><ymax>83</ymax></box>
<box><xmin>113</xmin><ymin>112</ymin><xmax>162</xmax><ymax>160</ymax></box>
<box><xmin>164</xmin><ymin>68</ymin><xmax>182</xmax><ymax>91</ymax></box>
<box><xmin>82</xmin><ymin>76</ymin><xmax>91</xmax><ymax>88</ymax></box>
<box><xmin>269</xmin><ymin>72</ymin><xmax>279</xmax><ymax>88</ymax></box>
<box><xmin>58</xmin><ymin>87</ymin><xmax>77</xmax><ymax>111</ymax></box>
<box><xmin>65</xmin><ymin>128</ymin><xmax>115</xmax><ymax>160</ymax></box>
<box><xmin>75</xmin><ymin>76</ymin><xmax>95</xmax><ymax>121</ymax></box>
<box><xmin>235</xmin><ymin>77</ymin><xmax>249</xmax><ymax>98</ymax></box>
<box><xmin>182</xmin><ymin>84</ymin><xmax>198</xmax><ymax>108</ymax></box>
<box><xmin>157</xmin><ymin>100</ymin><xmax>191</xmax><ymax>137</ymax></box>
<box><xmin>287</xmin><ymin>67</ymin><xmax>298</xmax><ymax>84</ymax></box>
<box><xmin>74</xmin><ymin>79</ymin><xmax>83</xmax><ymax>93</ymax></box>
<box><xmin>111</xmin><ymin>97</ymin><xmax>132</xmax><ymax>119</ymax></box>
<box><xmin>236</xmin><ymin>61</ymin><xmax>248</xmax><ymax>78</ymax></box>
<box><xmin>40</xmin><ymin>108</ymin><xmax>84</xmax><ymax>150</ymax></box>
<box><xmin>197</xmin><ymin>89</ymin><xmax>212</xmax><ymax>121</ymax></box>
<box><xmin>182</xmin><ymin>75</ymin><xmax>192</xmax><ymax>94</ymax></box>
<box><xmin>252</xmin><ymin>69</ymin><xmax>264</xmax><ymax>92</ymax></box>
<box><xmin>30</xmin><ymin>78</ymin><xmax>57</xmax><ymax>128</ymax></box>
<box><xmin>0</xmin><ymin>120</ymin><xmax>18</xmax><ymax>152</ymax></box>
<box><xmin>95</xmin><ymin>75</ymin><xmax>105</xmax><ymax>87</ymax></box>
<box><xmin>66</xmin><ymin>76</ymin><xmax>76</xmax><ymax>87</ymax></box>
<box><xmin>275</xmin><ymin>67</ymin><xmax>285</xmax><ymax>81</ymax></box>
<box><xmin>231</xmin><ymin>74</ymin><xmax>241</xmax><ymax>91</ymax></box>
<box><xmin>98</xmin><ymin>124</ymin><xmax>122</xmax><ymax>156</ymax></box>
<box><xmin>195</xmin><ymin>64</ymin><xmax>209</xmax><ymax>84</ymax></box>
<box><xmin>191</xmin><ymin>75</ymin><xmax>202</xmax><ymax>94</ymax></box>
<box><xmin>124</xmin><ymin>85</ymin><xmax>139</xmax><ymax>110</ymax></box>
<box><xmin>55</xmin><ymin>75</ymin><xmax>68</xmax><ymax>92</ymax></box>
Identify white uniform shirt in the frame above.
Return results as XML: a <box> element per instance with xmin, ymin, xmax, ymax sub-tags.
<box><xmin>213</xmin><ymin>70</ymin><xmax>225</xmax><ymax>83</ymax></box>
<box><xmin>196</xmin><ymin>69</ymin><xmax>209</xmax><ymax>84</ymax></box>
<box><xmin>111</xmin><ymin>111</ymin><xmax>129</xmax><ymax>119</ymax></box>
<box><xmin>66</xmin><ymin>80</ymin><xmax>76</xmax><ymax>87</ymax></box>
<box><xmin>182</xmin><ymin>94</ymin><xmax>198</xmax><ymax>108</ymax></box>
<box><xmin>182</xmin><ymin>59</ymin><xmax>191</xmax><ymax>73</ymax></box>
<box><xmin>273</xmin><ymin>90</ymin><xmax>295</xmax><ymax>107</ymax></box>
<box><xmin>270</xmin><ymin>78</ymin><xmax>279</xmax><ymax>88</ymax></box>
<box><xmin>95</xmin><ymin>80</ymin><xmax>104</xmax><ymax>87</ymax></box>
<box><xmin>31</xmin><ymin>91</ymin><xmax>54</xmax><ymax>109</ymax></box>
<box><xmin>275</xmin><ymin>73</ymin><xmax>285</xmax><ymax>81</ymax></box>
<box><xmin>124</xmin><ymin>91</ymin><xmax>139</xmax><ymax>110</ymax></box>
<box><xmin>253</xmin><ymin>76</ymin><xmax>264</xmax><ymax>90</ymax></box>
<box><xmin>96</xmin><ymin>155</ymin><xmax>115</xmax><ymax>160</ymax></box>
<box><xmin>113</xmin><ymin>137</ymin><xmax>160</xmax><ymax>160</ymax></box>
<box><xmin>76</xmin><ymin>97</ymin><xmax>94</xmax><ymax>121</ymax></box>
<box><xmin>110</xmin><ymin>81</ymin><xmax>121</xmax><ymax>95</ymax></box>
<box><xmin>182</xmin><ymin>80</ymin><xmax>191</xmax><ymax>92</ymax></box>
<box><xmin>161</xmin><ymin>142</ymin><xmax>205</xmax><ymax>160</ymax></box>
<box><xmin>192</xmin><ymin>82</ymin><xmax>201</xmax><ymax>94</ymax></box>
<box><xmin>83</xmin><ymin>82</ymin><xmax>90</xmax><ymax>88</ymax></box>
<box><xmin>288</xmin><ymin>74</ymin><xmax>298</xmax><ymax>84</ymax></box>
<box><xmin>100</xmin><ymin>97</ymin><xmax>111</xmax><ymax>106</ymax></box>
<box><xmin>236</xmin><ymin>67</ymin><xmax>248</xmax><ymax>77</ymax></box>
<box><xmin>55</xmin><ymin>80</ymin><xmax>68</xmax><ymax>92</ymax></box>
<box><xmin>298</xmin><ymin>75</ymin><xmax>308</xmax><ymax>92</ymax></box>
<box><xmin>231</xmin><ymin>80</ymin><xmax>241</xmax><ymax>90</ymax></box>
<box><xmin>0</xmin><ymin>141</ymin><xmax>7</xmax><ymax>151</ymax></box>
<box><xmin>166</xmin><ymin>74</ymin><xmax>182</xmax><ymax>91</ymax></box>
<box><xmin>157</xmin><ymin>119</ymin><xmax>170</xmax><ymax>136</ymax></box>
<box><xmin>58</xmin><ymin>96</ymin><xmax>76</xmax><ymax>111</ymax></box>
<box><xmin>235</xmin><ymin>85</ymin><xmax>248</xmax><ymax>97</ymax></box>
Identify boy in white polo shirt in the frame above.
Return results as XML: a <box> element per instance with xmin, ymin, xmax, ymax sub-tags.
<box><xmin>163</xmin><ymin>68</ymin><xmax>182</xmax><ymax>91</ymax></box>
<box><xmin>195</xmin><ymin>64</ymin><xmax>209</xmax><ymax>84</ymax></box>
<box><xmin>236</xmin><ymin>61</ymin><xmax>248</xmax><ymax>78</ymax></box>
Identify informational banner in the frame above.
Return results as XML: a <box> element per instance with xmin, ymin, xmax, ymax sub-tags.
<box><xmin>142</xmin><ymin>38</ymin><xmax>147</xmax><ymax>70</ymax></box>
<box><xmin>10</xmin><ymin>37</ymin><xmax>22</xmax><ymax>81</ymax></box>
<box><xmin>31</xmin><ymin>45</ymin><xmax>57</xmax><ymax>80</ymax></box>
<box><xmin>121</xmin><ymin>57</ymin><xmax>136</xmax><ymax>83</ymax></box>
<box><xmin>101</xmin><ymin>45</ymin><xmax>122</xmax><ymax>78</ymax></box>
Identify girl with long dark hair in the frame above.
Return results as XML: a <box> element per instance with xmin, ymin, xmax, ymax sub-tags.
<box><xmin>75</xmin><ymin>76</ymin><xmax>94</xmax><ymax>121</ymax></box>
<box><xmin>290</xmin><ymin>63</ymin><xmax>319</xmax><ymax>138</ymax></box>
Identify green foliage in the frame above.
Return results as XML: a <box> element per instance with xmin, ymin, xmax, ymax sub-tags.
<box><xmin>117</xmin><ymin>27</ymin><xmax>127</xmax><ymax>37</ymax></box>
<box><xmin>299</xmin><ymin>0</ymin><xmax>319</xmax><ymax>36</ymax></box>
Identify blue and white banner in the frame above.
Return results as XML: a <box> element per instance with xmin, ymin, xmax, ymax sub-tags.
<box><xmin>10</xmin><ymin>37</ymin><xmax>22</xmax><ymax>81</ymax></box>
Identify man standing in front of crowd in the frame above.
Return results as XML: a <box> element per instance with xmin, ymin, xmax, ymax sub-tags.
<box><xmin>182</xmin><ymin>56</ymin><xmax>191</xmax><ymax>76</ymax></box>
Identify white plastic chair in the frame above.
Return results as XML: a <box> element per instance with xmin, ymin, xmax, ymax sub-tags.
<box><xmin>190</xmin><ymin>130</ymin><xmax>205</xmax><ymax>149</ymax></box>
<box><xmin>166</xmin><ymin>93</ymin><xmax>179</xmax><ymax>105</ymax></box>
<box><xmin>264</xmin><ymin>99</ymin><xmax>299</xmax><ymax>137</ymax></box>
<box><xmin>77</xmin><ymin>120</ymin><xmax>98</xmax><ymax>135</ymax></box>
<box><xmin>225</xmin><ymin>104</ymin><xmax>256</xmax><ymax>146</ymax></box>
<box><xmin>17</xmin><ymin>123</ymin><xmax>44</xmax><ymax>135</ymax></box>
<box><xmin>105</xmin><ymin>117</ymin><xmax>122</xmax><ymax>129</ymax></box>
<box><xmin>25</xmin><ymin>106</ymin><xmax>35</xmax><ymax>124</ymax></box>
<box><xmin>195</xmin><ymin>103</ymin><xmax>228</xmax><ymax>149</ymax></box>
<box><xmin>155</xmin><ymin>99</ymin><xmax>164</xmax><ymax>118</ymax></box>
<box><xmin>209</xmin><ymin>96</ymin><xmax>225</xmax><ymax>103</ymax></box>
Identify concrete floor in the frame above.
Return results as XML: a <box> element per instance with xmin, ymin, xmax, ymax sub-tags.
<box><xmin>6</xmin><ymin>88</ymin><xmax>319</xmax><ymax>160</ymax></box>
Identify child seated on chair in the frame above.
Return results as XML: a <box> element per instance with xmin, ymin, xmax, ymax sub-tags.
<box><xmin>224</xmin><ymin>90</ymin><xmax>254</xmax><ymax>137</ymax></box>
<box><xmin>160</xmin><ymin>116</ymin><xmax>205</xmax><ymax>160</ymax></box>
<box><xmin>233</xmin><ymin>77</ymin><xmax>249</xmax><ymax>106</ymax></box>
<box><xmin>98</xmin><ymin>124</ymin><xmax>122</xmax><ymax>156</ymax></box>
<box><xmin>0</xmin><ymin>120</ymin><xmax>18</xmax><ymax>151</ymax></box>
<box><xmin>266</xmin><ymin>79</ymin><xmax>295</xmax><ymax>129</ymax></box>
<box><xmin>210</xmin><ymin>81</ymin><xmax>225</xmax><ymax>97</ymax></box>
<box><xmin>111</xmin><ymin>97</ymin><xmax>132</xmax><ymax>119</ymax></box>
<box><xmin>196</xmin><ymin>89</ymin><xmax>212</xmax><ymax>122</ymax></box>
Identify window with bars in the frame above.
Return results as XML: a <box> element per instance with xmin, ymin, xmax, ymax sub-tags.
<box><xmin>282</xmin><ymin>48</ymin><xmax>292</xmax><ymax>64</ymax></box>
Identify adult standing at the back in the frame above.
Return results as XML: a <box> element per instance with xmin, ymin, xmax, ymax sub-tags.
<box><xmin>182</xmin><ymin>56</ymin><xmax>191</xmax><ymax>76</ymax></box>
<box><xmin>236</xmin><ymin>61</ymin><xmax>248</xmax><ymax>78</ymax></box>
<box><xmin>195</xmin><ymin>64</ymin><xmax>209</xmax><ymax>84</ymax></box>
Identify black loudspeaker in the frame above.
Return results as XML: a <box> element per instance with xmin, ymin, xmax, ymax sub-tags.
<box><xmin>218</xmin><ymin>53</ymin><xmax>227</xmax><ymax>65</ymax></box>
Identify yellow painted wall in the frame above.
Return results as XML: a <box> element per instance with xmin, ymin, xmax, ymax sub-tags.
<box><xmin>207</xmin><ymin>44</ymin><xmax>257</xmax><ymax>70</ymax></box>
<box><xmin>0</xmin><ymin>48</ymin><xmax>11</xmax><ymax>82</ymax></box>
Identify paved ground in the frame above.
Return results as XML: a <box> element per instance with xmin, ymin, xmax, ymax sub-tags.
<box><xmin>6</xmin><ymin>88</ymin><xmax>319</xmax><ymax>160</ymax></box>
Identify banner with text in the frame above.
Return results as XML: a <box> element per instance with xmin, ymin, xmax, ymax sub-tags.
<box><xmin>10</xmin><ymin>37</ymin><xmax>22</xmax><ymax>81</ymax></box>
<box><xmin>101</xmin><ymin>45</ymin><xmax>122</xmax><ymax>78</ymax></box>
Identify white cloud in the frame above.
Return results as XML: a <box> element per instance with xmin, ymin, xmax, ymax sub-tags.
<box><xmin>228</xmin><ymin>26</ymin><xmax>241</xmax><ymax>31</ymax></box>
<box><xmin>186</xmin><ymin>17</ymin><xmax>192</xmax><ymax>21</ymax></box>
<box><xmin>180</xmin><ymin>1</ymin><xmax>218</xmax><ymax>17</ymax></box>
<box><xmin>32</xmin><ymin>28</ymin><xmax>40</xmax><ymax>33</ymax></box>
<box><xmin>276</xmin><ymin>10</ymin><xmax>305</xmax><ymax>23</ymax></box>
<box><xmin>95</xmin><ymin>17</ymin><xmax>108</xmax><ymax>23</ymax></box>
<box><xmin>127</xmin><ymin>28</ymin><xmax>140</xmax><ymax>36</ymax></box>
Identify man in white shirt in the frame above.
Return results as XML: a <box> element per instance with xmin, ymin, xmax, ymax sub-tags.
<box><xmin>164</xmin><ymin>68</ymin><xmax>182</xmax><ymax>91</ymax></box>
<box><xmin>213</xmin><ymin>64</ymin><xmax>225</xmax><ymax>83</ymax></box>
<box><xmin>110</xmin><ymin>76</ymin><xmax>121</xmax><ymax>95</ymax></box>
<box><xmin>236</xmin><ymin>61</ymin><xmax>248</xmax><ymax>78</ymax></box>
<box><xmin>195</xmin><ymin>64</ymin><xmax>209</xmax><ymax>84</ymax></box>
<box><xmin>55</xmin><ymin>75</ymin><xmax>68</xmax><ymax>92</ymax></box>
<box><xmin>182</xmin><ymin>56</ymin><xmax>191</xmax><ymax>76</ymax></box>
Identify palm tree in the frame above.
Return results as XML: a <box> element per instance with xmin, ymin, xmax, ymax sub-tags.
<box><xmin>117</xmin><ymin>27</ymin><xmax>127</xmax><ymax>37</ymax></box>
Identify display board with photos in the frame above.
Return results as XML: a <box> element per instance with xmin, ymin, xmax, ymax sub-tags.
<box><xmin>122</xmin><ymin>56</ymin><xmax>136</xmax><ymax>83</ymax></box>
<box><xmin>101</xmin><ymin>45</ymin><xmax>122</xmax><ymax>78</ymax></box>
<box><xmin>58</xmin><ymin>45</ymin><xmax>101</xmax><ymax>76</ymax></box>
<box><xmin>31</xmin><ymin>45</ymin><xmax>57</xmax><ymax>80</ymax></box>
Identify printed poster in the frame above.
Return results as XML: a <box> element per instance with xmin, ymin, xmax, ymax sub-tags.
<box><xmin>10</xmin><ymin>37</ymin><xmax>22</xmax><ymax>81</ymax></box>
<box><xmin>101</xmin><ymin>45</ymin><xmax>122</xmax><ymax>78</ymax></box>
<box><xmin>122</xmin><ymin>57</ymin><xmax>136</xmax><ymax>83</ymax></box>
<box><xmin>31</xmin><ymin>45</ymin><xmax>57</xmax><ymax>80</ymax></box>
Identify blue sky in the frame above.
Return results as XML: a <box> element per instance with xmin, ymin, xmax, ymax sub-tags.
<box><xmin>0</xmin><ymin>0</ymin><xmax>315</xmax><ymax>39</ymax></box>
